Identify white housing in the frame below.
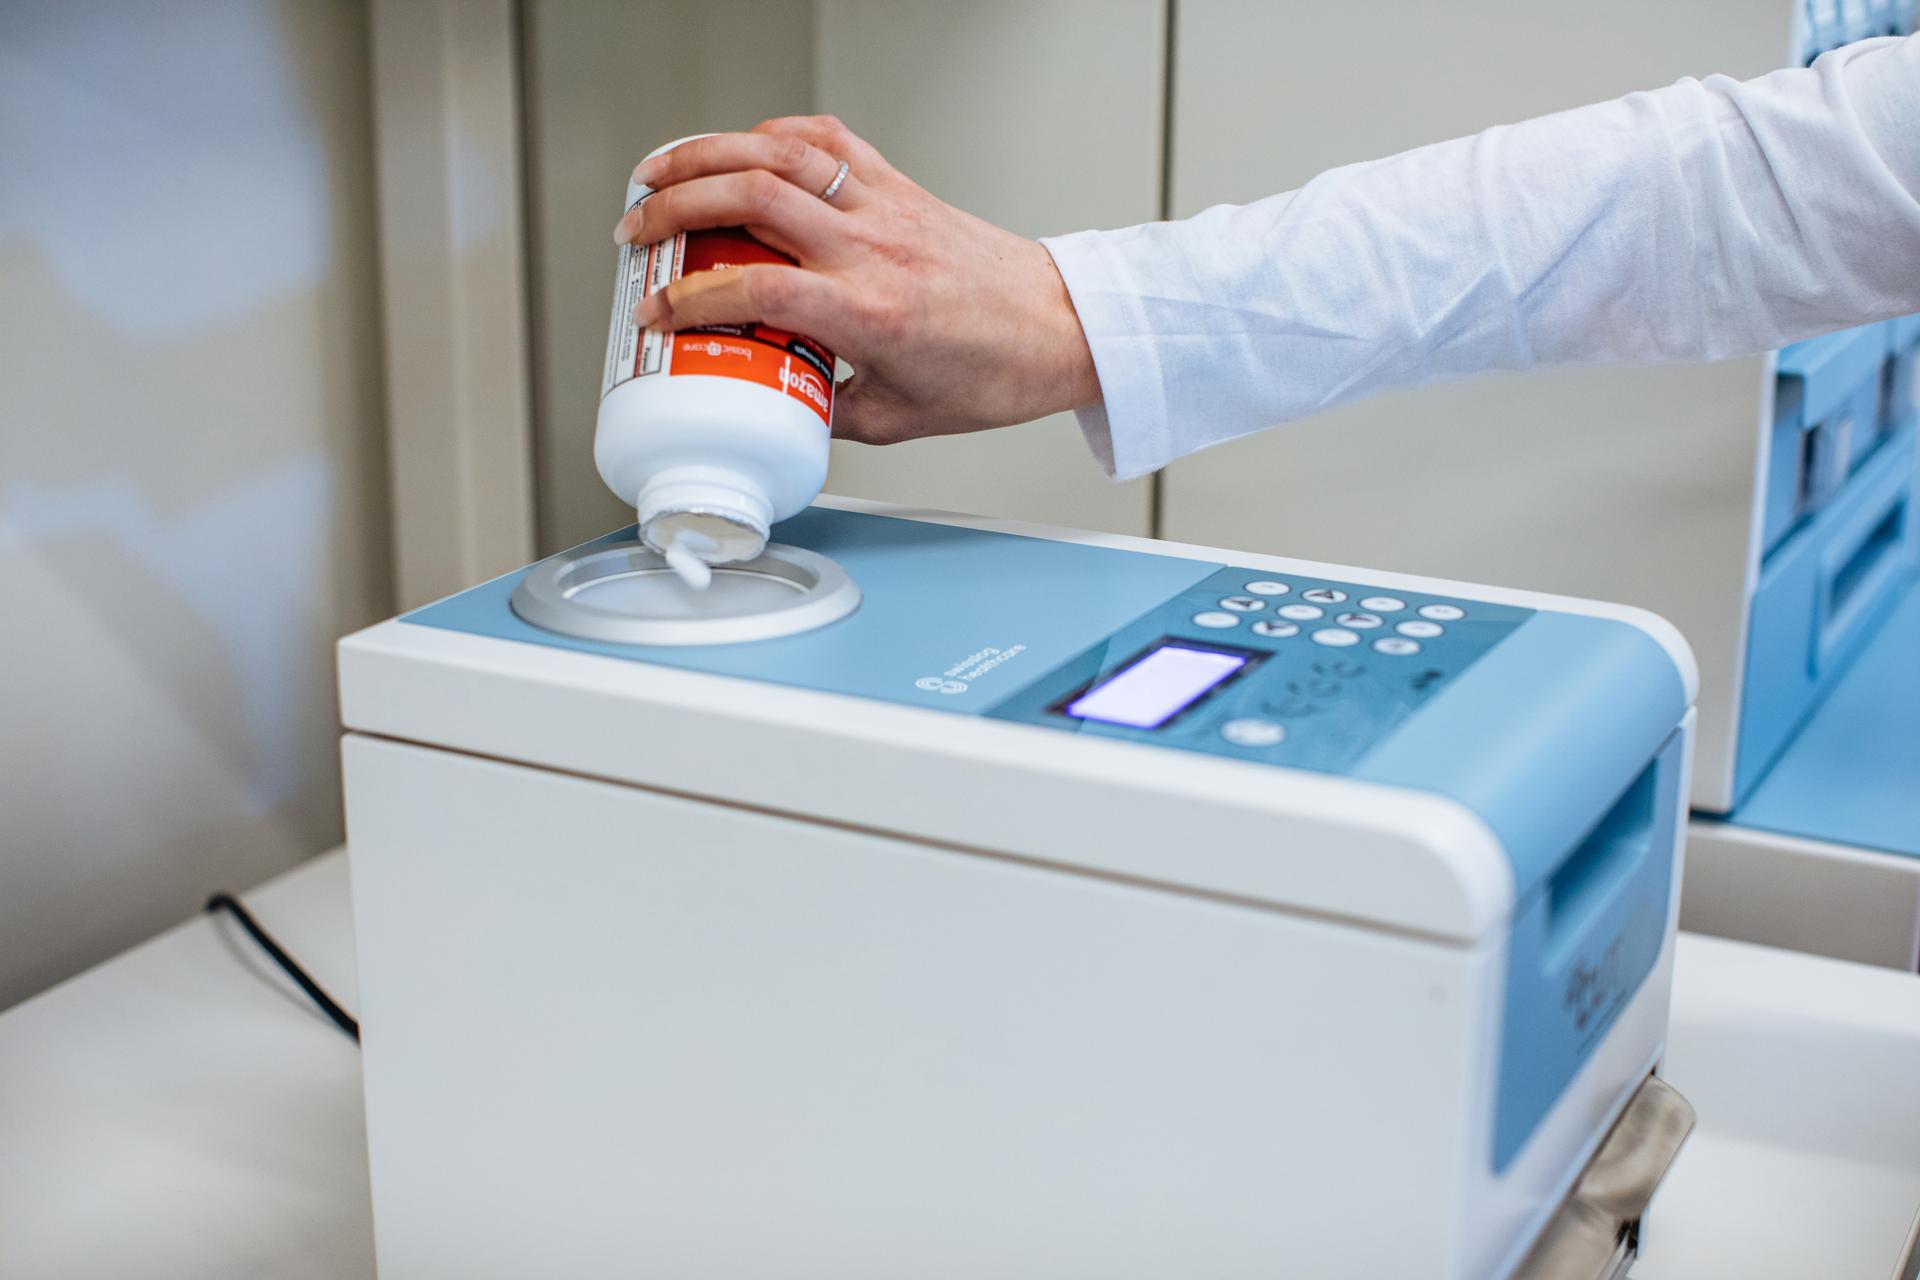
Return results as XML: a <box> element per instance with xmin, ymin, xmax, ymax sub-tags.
<box><xmin>340</xmin><ymin>500</ymin><xmax>1699</xmax><ymax>1280</ymax></box>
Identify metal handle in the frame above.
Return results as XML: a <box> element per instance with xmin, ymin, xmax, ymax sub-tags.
<box><xmin>1812</xmin><ymin>466</ymin><xmax>1910</xmax><ymax>674</ymax></box>
<box><xmin>1512</xmin><ymin>1075</ymin><xmax>1696</xmax><ymax>1280</ymax></box>
<box><xmin>1892</xmin><ymin>1204</ymin><xmax>1920</xmax><ymax>1280</ymax></box>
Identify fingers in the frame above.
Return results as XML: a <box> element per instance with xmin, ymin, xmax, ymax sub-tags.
<box><xmin>752</xmin><ymin>115</ymin><xmax>897</xmax><ymax>184</ymax></box>
<box><xmin>615</xmin><ymin>171</ymin><xmax>842</xmax><ymax>261</ymax></box>
<box><xmin>634</xmin><ymin>132</ymin><xmax>864</xmax><ymax>208</ymax></box>
<box><xmin>636</xmin><ymin>263</ymin><xmax>860</xmax><ymax>353</ymax></box>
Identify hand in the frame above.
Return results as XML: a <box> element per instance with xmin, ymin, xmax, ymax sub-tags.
<box><xmin>615</xmin><ymin>116</ymin><xmax>1101</xmax><ymax>445</ymax></box>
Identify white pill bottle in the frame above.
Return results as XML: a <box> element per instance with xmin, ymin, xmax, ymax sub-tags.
<box><xmin>596</xmin><ymin>136</ymin><xmax>836</xmax><ymax>576</ymax></box>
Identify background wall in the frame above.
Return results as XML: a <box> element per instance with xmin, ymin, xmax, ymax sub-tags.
<box><xmin>0</xmin><ymin>1</ymin><xmax>391</xmax><ymax>1009</ymax></box>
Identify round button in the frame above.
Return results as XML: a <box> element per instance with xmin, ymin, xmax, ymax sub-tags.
<box><xmin>1360</xmin><ymin>596</ymin><xmax>1406</xmax><ymax>613</ymax></box>
<box><xmin>1334</xmin><ymin>611</ymin><xmax>1383</xmax><ymax>630</ymax></box>
<box><xmin>1277</xmin><ymin>603</ymin><xmax>1324</xmax><ymax>621</ymax></box>
<box><xmin>1251</xmin><ymin>619</ymin><xmax>1300</xmax><ymax>638</ymax></box>
<box><xmin>1192</xmin><ymin>611</ymin><xmax>1240</xmax><ymax>629</ymax></box>
<box><xmin>1396</xmin><ymin>620</ymin><xmax>1443</xmax><ymax>639</ymax></box>
<box><xmin>1220</xmin><ymin>718</ymin><xmax>1286</xmax><ymax>747</ymax></box>
<box><xmin>1219</xmin><ymin>595</ymin><xmax>1265</xmax><ymax>612</ymax></box>
<box><xmin>1301</xmin><ymin>587</ymin><xmax>1348</xmax><ymax>605</ymax></box>
<box><xmin>1418</xmin><ymin>603</ymin><xmax>1465</xmax><ymax>621</ymax></box>
<box><xmin>1245</xmin><ymin>580</ymin><xmax>1291</xmax><ymax>596</ymax></box>
<box><xmin>1312</xmin><ymin>628</ymin><xmax>1360</xmax><ymax>647</ymax></box>
<box><xmin>1373</xmin><ymin>637</ymin><xmax>1422</xmax><ymax>656</ymax></box>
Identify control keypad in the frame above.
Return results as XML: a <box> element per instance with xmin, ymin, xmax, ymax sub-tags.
<box><xmin>986</xmin><ymin>565</ymin><xmax>1534</xmax><ymax>775</ymax></box>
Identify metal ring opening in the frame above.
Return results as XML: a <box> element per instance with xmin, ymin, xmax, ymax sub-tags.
<box><xmin>510</xmin><ymin>540</ymin><xmax>860</xmax><ymax>646</ymax></box>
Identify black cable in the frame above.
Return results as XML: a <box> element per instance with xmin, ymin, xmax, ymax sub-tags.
<box><xmin>205</xmin><ymin>892</ymin><xmax>360</xmax><ymax>1043</ymax></box>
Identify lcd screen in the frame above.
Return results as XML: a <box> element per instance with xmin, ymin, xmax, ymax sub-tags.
<box><xmin>1063</xmin><ymin>644</ymin><xmax>1249</xmax><ymax>729</ymax></box>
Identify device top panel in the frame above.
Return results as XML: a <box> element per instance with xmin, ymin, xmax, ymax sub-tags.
<box><xmin>403</xmin><ymin>508</ymin><xmax>1536</xmax><ymax>777</ymax></box>
<box><xmin>379</xmin><ymin>507</ymin><xmax>1690</xmax><ymax>921</ymax></box>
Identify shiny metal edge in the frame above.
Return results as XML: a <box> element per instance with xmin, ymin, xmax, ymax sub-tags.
<box><xmin>1893</xmin><ymin>1204</ymin><xmax>1920</xmax><ymax>1280</ymax></box>
<box><xmin>1512</xmin><ymin>1075</ymin><xmax>1697</xmax><ymax>1280</ymax></box>
<box><xmin>509</xmin><ymin>542</ymin><xmax>861</xmax><ymax>646</ymax></box>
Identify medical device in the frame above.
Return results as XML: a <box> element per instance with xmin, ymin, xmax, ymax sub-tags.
<box><xmin>340</xmin><ymin>501</ymin><xmax>1696</xmax><ymax>1278</ymax></box>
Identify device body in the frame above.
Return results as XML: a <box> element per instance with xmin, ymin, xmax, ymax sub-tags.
<box><xmin>340</xmin><ymin>500</ymin><xmax>1696</xmax><ymax>1278</ymax></box>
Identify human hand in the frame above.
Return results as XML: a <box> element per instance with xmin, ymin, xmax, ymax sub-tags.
<box><xmin>615</xmin><ymin>116</ymin><xmax>1100</xmax><ymax>446</ymax></box>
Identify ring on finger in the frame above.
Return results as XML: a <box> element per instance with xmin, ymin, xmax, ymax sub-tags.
<box><xmin>818</xmin><ymin>159</ymin><xmax>851</xmax><ymax>203</ymax></box>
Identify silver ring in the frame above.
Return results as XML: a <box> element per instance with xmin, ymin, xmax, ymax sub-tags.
<box><xmin>818</xmin><ymin>159</ymin><xmax>851</xmax><ymax>202</ymax></box>
<box><xmin>509</xmin><ymin>540</ymin><xmax>860</xmax><ymax>646</ymax></box>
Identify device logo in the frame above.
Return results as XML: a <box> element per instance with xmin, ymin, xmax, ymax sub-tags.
<box><xmin>916</xmin><ymin>676</ymin><xmax>968</xmax><ymax>695</ymax></box>
<box><xmin>1564</xmin><ymin>935</ymin><xmax>1626</xmax><ymax>1033</ymax></box>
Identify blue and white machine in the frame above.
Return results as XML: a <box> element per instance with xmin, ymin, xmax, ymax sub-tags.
<box><xmin>341</xmin><ymin>502</ymin><xmax>1696</xmax><ymax>1279</ymax></box>
<box><xmin>1679</xmin><ymin>309</ymin><xmax>1920</xmax><ymax>966</ymax></box>
<box><xmin>1738</xmin><ymin>319</ymin><xmax>1920</xmax><ymax>805</ymax></box>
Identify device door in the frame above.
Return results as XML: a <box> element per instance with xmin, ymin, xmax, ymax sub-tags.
<box><xmin>345</xmin><ymin>731</ymin><xmax>1484</xmax><ymax>1279</ymax></box>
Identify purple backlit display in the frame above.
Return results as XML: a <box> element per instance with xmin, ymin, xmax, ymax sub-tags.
<box><xmin>1063</xmin><ymin>644</ymin><xmax>1248</xmax><ymax>729</ymax></box>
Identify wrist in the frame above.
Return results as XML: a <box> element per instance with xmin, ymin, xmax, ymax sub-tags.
<box><xmin>1037</xmin><ymin>227</ymin><xmax>1173</xmax><ymax>481</ymax></box>
<box><xmin>1029</xmin><ymin>238</ymin><xmax>1102</xmax><ymax>415</ymax></box>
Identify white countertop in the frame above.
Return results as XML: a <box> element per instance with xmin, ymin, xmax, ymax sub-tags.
<box><xmin>1</xmin><ymin>848</ymin><xmax>1915</xmax><ymax>1279</ymax></box>
<box><xmin>0</xmin><ymin>852</ymin><xmax>371</xmax><ymax>1280</ymax></box>
<box><xmin>1631</xmin><ymin>929</ymin><xmax>1920</xmax><ymax>1278</ymax></box>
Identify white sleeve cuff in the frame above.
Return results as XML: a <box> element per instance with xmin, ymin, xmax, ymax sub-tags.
<box><xmin>1040</xmin><ymin>228</ymin><xmax>1180</xmax><ymax>481</ymax></box>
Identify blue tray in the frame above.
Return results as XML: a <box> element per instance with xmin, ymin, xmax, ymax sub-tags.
<box><xmin>1730</xmin><ymin>575</ymin><xmax>1920</xmax><ymax>857</ymax></box>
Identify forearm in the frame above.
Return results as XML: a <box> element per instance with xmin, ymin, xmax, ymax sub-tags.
<box><xmin>1045</xmin><ymin>35</ymin><xmax>1920</xmax><ymax>480</ymax></box>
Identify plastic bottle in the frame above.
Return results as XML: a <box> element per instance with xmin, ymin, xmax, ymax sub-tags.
<box><xmin>597</xmin><ymin>135</ymin><xmax>837</xmax><ymax>587</ymax></box>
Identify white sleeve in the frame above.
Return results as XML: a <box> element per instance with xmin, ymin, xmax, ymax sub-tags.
<box><xmin>1041</xmin><ymin>35</ymin><xmax>1920</xmax><ymax>481</ymax></box>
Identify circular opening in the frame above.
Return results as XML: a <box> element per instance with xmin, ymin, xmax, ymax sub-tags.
<box><xmin>643</xmin><ymin>511</ymin><xmax>766</xmax><ymax>562</ymax></box>
<box><xmin>510</xmin><ymin>540</ymin><xmax>860</xmax><ymax>646</ymax></box>
<box><xmin>563</xmin><ymin>566</ymin><xmax>808</xmax><ymax>620</ymax></box>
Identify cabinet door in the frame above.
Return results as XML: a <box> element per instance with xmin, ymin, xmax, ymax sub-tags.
<box><xmin>813</xmin><ymin>0</ymin><xmax>1162</xmax><ymax>535</ymax></box>
<box><xmin>1159</xmin><ymin>0</ymin><xmax>1794</xmax><ymax>808</ymax></box>
<box><xmin>524</xmin><ymin>0</ymin><xmax>1164</xmax><ymax>552</ymax></box>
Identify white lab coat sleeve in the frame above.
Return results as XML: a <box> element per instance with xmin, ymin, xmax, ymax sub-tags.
<box><xmin>1040</xmin><ymin>35</ymin><xmax>1920</xmax><ymax>481</ymax></box>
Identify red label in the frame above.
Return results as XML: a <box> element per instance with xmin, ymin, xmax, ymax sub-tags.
<box><xmin>659</xmin><ymin>228</ymin><xmax>835</xmax><ymax>426</ymax></box>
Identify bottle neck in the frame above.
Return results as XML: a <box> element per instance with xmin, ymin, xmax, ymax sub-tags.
<box><xmin>635</xmin><ymin>467</ymin><xmax>772</xmax><ymax>564</ymax></box>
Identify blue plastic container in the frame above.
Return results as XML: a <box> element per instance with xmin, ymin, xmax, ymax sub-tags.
<box><xmin>1764</xmin><ymin>324</ymin><xmax>1893</xmax><ymax>553</ymax></box>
